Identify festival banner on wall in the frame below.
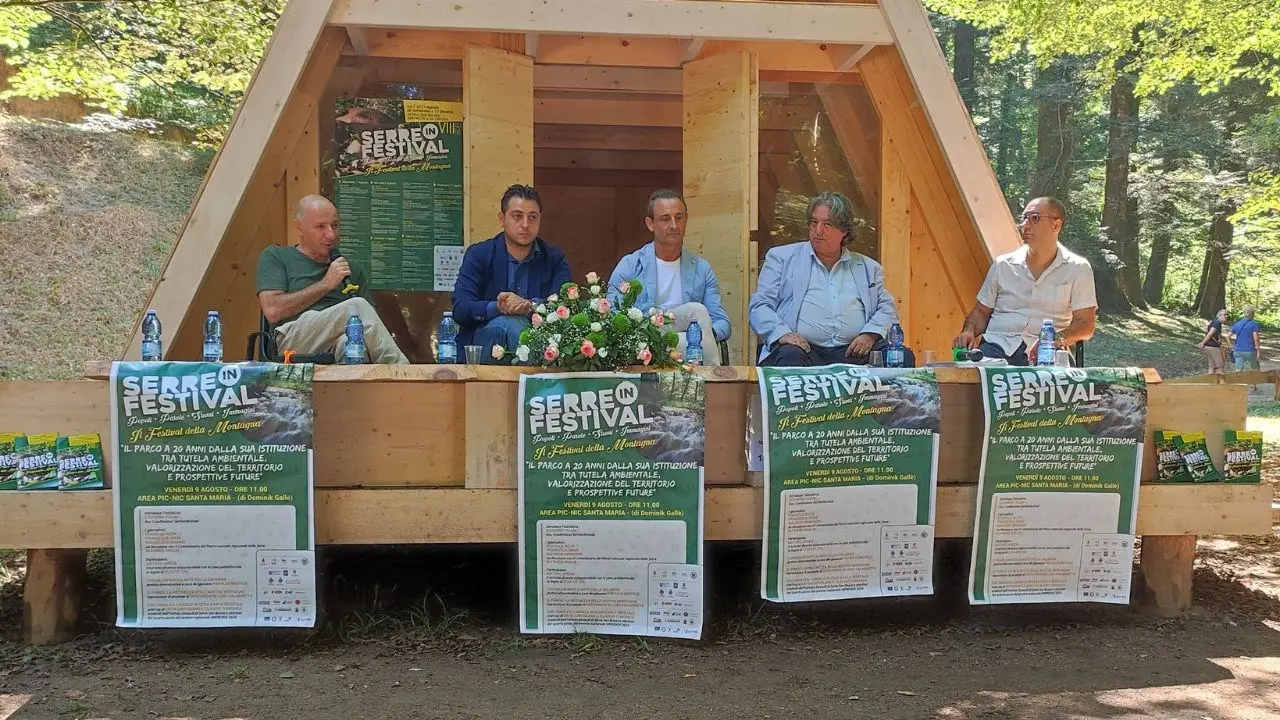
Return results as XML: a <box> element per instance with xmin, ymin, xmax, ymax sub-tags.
<box><xmin>969</xmin><ymin>366</ymin><xmax>1146</xmax><ymax>605</ymax></box>
<box><xmin>110</xmin><ymin>362</ymin><xmax>316</xmax><ymax>628</ymax></box>
<box><xmin>334</xmin><ymin>98</ymin><xmax>465</xmax><ymax>292</ymax></box>
<box><xmin>519</xmin><ymin>372</ymin><xmax>705</xmax><ymax>638</ymax></box>
<box><xmin>758</xmin><ymin>366</ymin><xmax>941</xmax><ymax>602</ymax></box>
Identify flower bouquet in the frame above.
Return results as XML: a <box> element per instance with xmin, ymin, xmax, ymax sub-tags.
<box><xmin>493</xmin><ymin>272</ymin><xmax>683</xmax><ymax>371</ymax></box>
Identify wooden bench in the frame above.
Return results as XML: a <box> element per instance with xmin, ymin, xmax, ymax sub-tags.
<box><xmin>0</xmin><ymin>364</ymin><xmax>1271</xmax><ymax>644</ymax></box>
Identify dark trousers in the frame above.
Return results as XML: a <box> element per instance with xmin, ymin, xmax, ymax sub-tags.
<box><xmin>977</xmin><ymin>341</ymin><xmax>1029</xmax><ymax>366</ymax></box>
<box><xmin>760</xmin><ymin>338</ymin><xmax>917</xmax><ymax>368</ymax></box>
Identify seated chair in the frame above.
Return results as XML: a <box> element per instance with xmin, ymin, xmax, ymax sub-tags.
<box><xmin>245</xmin><ymin>313</ymin><xmax>335</xmax><ymax>364</ymax></box>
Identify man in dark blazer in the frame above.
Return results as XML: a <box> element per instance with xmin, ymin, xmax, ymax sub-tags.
<box><xmin>452</xmin><ymin>185</ymin><xmax>571</xmax><ymax>359</ymax></box>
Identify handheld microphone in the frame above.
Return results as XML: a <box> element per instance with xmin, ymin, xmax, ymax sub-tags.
<box><xmin>328</xmin><ymin>248</ymin><xmax>360</xmax><ymax>295</ymax></box>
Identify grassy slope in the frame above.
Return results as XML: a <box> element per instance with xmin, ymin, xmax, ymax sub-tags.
<box><xmin>0</xmin><ymin>113</ymin><xmax>210</xmax><ymax>380</ymax></box>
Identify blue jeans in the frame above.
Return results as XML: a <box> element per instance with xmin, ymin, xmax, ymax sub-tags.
<box><xmin>977</xmin><ymin>341</ymin><xmax>1029</xmax><ymax>366</ymax></box>
<box><xmin>473</xmin><ymin>315</ymin><xmax>530</xmax><ymax>363</ymax></box>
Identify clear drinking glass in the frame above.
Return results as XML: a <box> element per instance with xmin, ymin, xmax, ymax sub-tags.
<box><xmin>463</xmin><ymin>345</ymin><xmax>482</xmax><ymax>364</ymax></box>
<box><xmin>869</xmin><ymin>350</ymin><xmax>884</xmax><ymax>367</ymax></box>
<box><xmin>921</xmin><ymin>349</ymin><xmax>937</xmax><ymax>366</ymax></box>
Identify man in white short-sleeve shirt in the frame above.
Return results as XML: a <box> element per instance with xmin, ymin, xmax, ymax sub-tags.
<box><xmin>954</xmin><ymin>196</ymin><xmax>1097</xmax><ymax>365</ymax></box>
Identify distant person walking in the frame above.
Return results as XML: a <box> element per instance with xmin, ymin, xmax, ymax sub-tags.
<box><xmin>1230</xmin><ymin>305</ymin><xmax>1263</xmax><ymax>391</ymax></box>
<box><xmin>1197</xmin><ymin>309</ymin><xmax>1229</xmax><ymax>378</ymax></box>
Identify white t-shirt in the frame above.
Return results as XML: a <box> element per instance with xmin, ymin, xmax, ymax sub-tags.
<box><xmin>977</xmin><ymin>243</ymin><xmax>1097</xmax><ymax>355</ymax></box>
<box><xmin>654</xmin><ymin>258</ymin><xmax>684</xmax><ymax>309</ymax></box>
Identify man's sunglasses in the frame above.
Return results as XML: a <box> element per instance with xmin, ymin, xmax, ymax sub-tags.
<box><xmin>1019</xmin><ymin>212</ymin><xmax>1061</xmax><ymax>226</ymax></box>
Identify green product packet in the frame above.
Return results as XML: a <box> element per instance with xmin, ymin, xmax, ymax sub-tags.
<box><xmin>57</xmin><ymin>434</ymin><xmax>105</xmax><ymax>490</ymax></box>
<box><xmin>1154</xmin><ymin>430</ymin><xmax>1192</xmax><ymax>483</ymax></box>
<box><xmin>1222</xmin><ymin>430</ymin><xmax>1263</xmax><ymax>484</ymax></box>
<box><xmin>16</xmin><ymin>433</ymin><xmax>60</xmax><ymax>490</ymax></box>
<box><xmin>0</xmin><ymin>433</ymin><xmax>24</xmax><ymax>490</ymax></box>
<box><xmin>1175</xmin><ymin>432</ymin><xmax>1221</xmax><ymax>483</ymax></box>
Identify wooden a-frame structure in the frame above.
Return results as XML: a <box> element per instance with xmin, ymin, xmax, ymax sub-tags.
<box><xmin>125</xmin><ymin>0</ymin><xmax>1021</xmax><ymax>365</ymax></box>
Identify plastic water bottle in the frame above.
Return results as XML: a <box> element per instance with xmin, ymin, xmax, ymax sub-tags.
<box><xmin>344</xmin><ymin>310</ymin><xmax>366</xmax><ymax>364</ymax></box>
<box><xmin>1036</xmin><ymin>319</ymin><xmax>1056</xmax><ymax>366</ymax></box>
<box><xmin>886</xmin><ymin>323</ymin><xmax>905</xmax><ymax>368</ymax></box>
<box><xmin>140</xmin><ymin>309</ymin><xmax>162</xmax><ymax>361</ymax></box>
<box><xmin>202</xmin><ymin>311</ymin><xmax>223</xmax><ymax>363</ymax></box>
<box><xmin>685</xmin><ymin>319</ymin><xmax>704</xmax><ymax>365</ymax></box>
<box><xmin>437</xmin><ymin>311</ymin><xmax>459</xmax><ymax>364</ymax></box>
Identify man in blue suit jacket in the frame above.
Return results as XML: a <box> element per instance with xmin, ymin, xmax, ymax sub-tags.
<box><xmin>749</xmin><ymin>191</ymin><xmax>914</xmax><ymax>367</ymax></box>
<box><xmin>607</xmin><ymin>190</ymin><xmax>731</xmax><ymax>364</ymax></box>
<box><xmin>452</xmin><ymin>185</ymin><xmax>571</xmax><ymax>359</ymax></box>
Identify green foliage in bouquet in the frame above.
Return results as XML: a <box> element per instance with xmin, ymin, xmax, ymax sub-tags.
<box><xmin>493</xmin><ymin>272</ymin><xmax>682</xmax><ymax>371</ymax></box>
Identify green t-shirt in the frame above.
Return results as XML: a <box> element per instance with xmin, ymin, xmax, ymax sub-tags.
<box><xmin>255</xmin><ymin>246</ymin><xmax>369</xmax><ymax>327</ymax></box>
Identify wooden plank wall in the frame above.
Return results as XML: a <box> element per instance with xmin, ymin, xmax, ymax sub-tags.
<box><xmin>464</xmin><ymin>46</ymin><xmax>534</xmax><ymax>246</ymax></box>
<box><xmin>683</xmin><ymin>51</ymin><xmax>757</xmax><ymax>365</ymax></box>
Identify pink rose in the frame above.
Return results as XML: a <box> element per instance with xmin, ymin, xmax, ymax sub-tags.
<box><xmin>556</xmin><ymin>306</ymin><xmax>570</xmax><ymax>319</ymax></box>
<box><xmin>566</xmin><ymin>285</ymin><xmax>580</xmax><ymax>300</ymax></box>
<box><xmin>651</xmin><ymin>314</ymin><xmax>664</xmax><ymax>328</ymax></box>
<box><xmin>586</xmin><ymin>271</ymin><xmax>600</xmax><ymax>285</ymax></box>
<box><xmin>597</xmin><ymin>299</ymin><xmax>611</xmax><ymax>314</ymax></box>
<box><xmin>619</xmin><ymin>281</ymin><xmax>631</xmax><ymax>294</ymax></box>
<box><xmin>639</xmin><ymin>347</ymin><xmax>653</xmax><ymax>365</ymax></box>
<box><xmin>531</xmin><ymin>313</ymin><xmax>543</xmax><ymax>327</ymax></box>
<box><xmin>544</xmin><ymin>346</ymin><xmax>560</xmax><ymax>362</ymax></box>
<box><xmin>580</xmin><ymin>340</ymin><xmax>597</xmax><ymax>358</ymax></box>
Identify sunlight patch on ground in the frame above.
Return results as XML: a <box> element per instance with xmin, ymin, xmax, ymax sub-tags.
<box><xmin>932</xmin><ymin>656</ymin><xmax>1280</xmax><ymax>720</ymax></box>
<box><xmin>0</xmin><ymin>694</ymin><xmax>31</xmax><ymax>720</ymax></box>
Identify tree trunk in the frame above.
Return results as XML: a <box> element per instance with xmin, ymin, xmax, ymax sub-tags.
<box><xmin>995</xmin><ymin>67</ymin><xmax>1017</xmax><ymax>188</ymax></box>
<box><xmin>1195</xmin><ymin>208</ymin><xmax>1232</xmax><ymax>319</ymax></box>
<box><xmin>953</xmin><ymin>21</ymin><xmax>977</xmax><ymax>112</ymax></box>
<box><xmin>1143</xmin><ymin>226</ymin><xmax>1170</xmax><ymax>306</ymax></box>
<box><xmin>1101</xmin><ymin>56</ymin><xmax>1144</xmax><ymax>310</ymax></box>
<box><xmin>1030</xmin><ymin>59</ymin><xmax>1078</xmax><ymax>202</ymax></box>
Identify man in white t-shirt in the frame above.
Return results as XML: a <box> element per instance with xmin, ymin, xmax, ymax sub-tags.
<box><xmin>607</xmin><ymin>190</ymin><xmax>731</xmax><ymax>364</ymax></box>
<box><xmin>954</xmin><ymin>196</ymin><xmax>1097</xmax><ymax>365</ymax></box>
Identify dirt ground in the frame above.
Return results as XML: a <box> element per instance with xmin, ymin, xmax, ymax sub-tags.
<box><xmin>2</xmin><ymin>529</ymin><xmax>1280</xmax><ymax>720</ymax></box>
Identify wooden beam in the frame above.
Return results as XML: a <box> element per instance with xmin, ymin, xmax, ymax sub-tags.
<box><xmin>535</xmin><ymin>65</ymin><xmax>682</xmax><ymax>94</ymax></box>
<box><xmin>829</xmin><ymin>43</ymin><xmax>874</xmax><ymax>73</ymax></box>
<box><xmin>525</xmin><ymin>32</ymin><xmax>539</xmax><ymax>59</ymax></box>
<box><xmin>3</xmin><ymin>484</ymin><xmax>1269</xmax><ymax>549</ymax></box>
<box><xmin>699</xmin><ymin>40</ymin><xmax>843</xmax><ymax>73</ymax></box>
<box><xmin>681</xmin><ymin>39</ymin><xmax>706</xmax><ymax>64</ymax></box>
<box><xmin>535</xmin><ymin>168</ymin><xmax>680</xmax><ymax>188</ymax></box>
<box><xmin>284</xmin><ymin>107</ymin><xmax>320</xmax><ymax>246</ymax></box>
<box><xmin>684</xmin><ymin>51</ymin><xmax>756</xmax><ymax>365</ymax></box>
<box><xmin>23</xmin><ymin>549</ymin><xmax>86</xmax><ymax>645</ymax></box>
<box><xmin>345</xmin><ymin>26</ymin><xmax>371</xmax><ymax>55</ymax></box>
<box><xmin>816</xmin><ymin>86</ymin><xmax>880</xmax><ymax>212</ymax></box>
<box><xmin>330</xmin><ymin>0</ymin><xmax>894</xmax><ymax>45</ymax></box>
<box><xmin>125</xmin><ymin>4</ymin><xmax>342</xmax><ymax>359</ymax></box>
<box><xmin>876</xmin><ymin>0</ymin><xmax>1020</xmax><ymax>260</ymax></box>
<box><xmin>535</xmin><ymin>148</ymin><xmax>681</xmax><ymax>172</ymax></box>
<box><xmin>534</xmin><ymin>96</ymin><xmax>681</xmax><ymax>126</ymax></box>
<box><xmin>880</xmin><ymin>128</ymin><xmax>910</xmax><ymax>322</ymax></box>
<box><xmin>535</xmin><ymin>124</ymin><xmax>681</xmax><ymax>152</ymax></box>
<box><xmin>464</xmin><ymin>46</ymin><xmax>534</xmax><ymax>245</ymax></box>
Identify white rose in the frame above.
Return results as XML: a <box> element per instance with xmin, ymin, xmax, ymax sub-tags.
<box><xmin>547</xmin><ymin>294</ymin><xmax>559</xmax><ymax>303</ymax></box>
<box><xmin>599</xmin><ymin>348</ymin><xmax>609</xmax><ymax>358</ymax></box>
<box><xmin>628</xmin><ymin>307</ymin><xmax>644</xmax><ymax>322</ymax></box>
<box><xmin>589</xmin><ymin>298</ymin><xmax>601</xmax><ymax>312</ymax></box>
<box><xmin>586</xmin><ymin>271</ymin><xmax>600</xmax><ymax>285</ymax></box>
<box><xmin>535</xmin><ymin>304</ymin><xmax>546</xmax><ymax>315</ymax></box>
<box><xmin>515</xmin><ymin>345</ymin><xmax>530</xmax><ymax>362</ymax></box>
<box><xmin>590</xmin><ymin>322</ymin><xmax>602</xmax><ymax>332</ymax></box>
<box><xmin>546</xmin><ymin>312</ymin><xmax>559</xmax><ymax>323</ymax></box>
<box><xmin>638</xmin><ymin>342</ymin><xmax>649</xmax><ymax>352</ymax></box>
<box><xmin>590</xmin><ymin>285</ymin><xmax>601</xmax><ymax>295</ymax></box>
<box><xmin>552</xmin><ymin>334</ymin><xmax>562</xmax><ymax>344</ymax></box>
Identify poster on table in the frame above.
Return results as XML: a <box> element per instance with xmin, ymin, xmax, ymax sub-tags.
<box><xmin>333</xmin><ymin>98</ymin><xmax>465</xmax><ymax>292</ymax></box>
<box><xmin>110</xmin><ymin>362</ymin><xmax>316</xmax><ymax>628</ymax></box>
<box><xmin>519</xmin><ymin>372</ymin><xmax>705</xmax><ymax>638</ymax></box>
<box><xmin>969</xmin><ymin>366</ymin><xmax>1146</xmax><ymax>605</ymax></box>
<box><xmin>758</xmin><ymin>366</ymin><xmax>941</xmax><ymax>602</ymax></box>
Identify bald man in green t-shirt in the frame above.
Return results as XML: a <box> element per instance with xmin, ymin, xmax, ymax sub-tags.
<box><xmin>256</xmin><ymin>195</ymin><xmax>408</xmax><ymax>363</ymax></box>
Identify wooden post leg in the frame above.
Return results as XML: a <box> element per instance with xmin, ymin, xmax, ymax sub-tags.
<box><xmin>23</xmin><ymin>549</ymin><xmax>88</xmax><ymax>645</ymax></box>
<box><xmin>1140</xmin><ymin>535</ymin><xmax>1196</xmax><ymax>613</ymax></box>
